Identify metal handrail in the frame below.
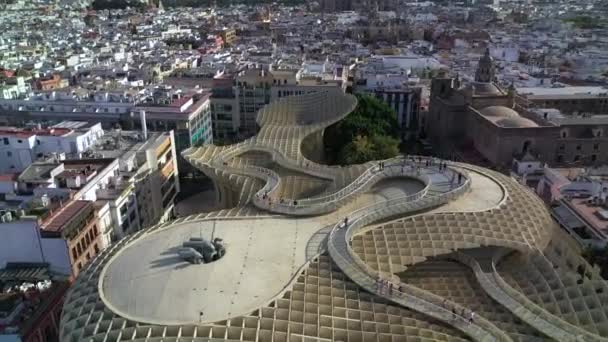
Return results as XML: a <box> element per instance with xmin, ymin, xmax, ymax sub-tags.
<box><xmin>325</xmin><ymin>176</ymin><xmax>512</xmax><ymax>341</ymax></box>
<box><xmin>327</xmin><ymin>242</ymin><xmax>502</xmax><ymax>342</ymax></box>
<box><xmin>455</xmin><ymin>251</ymin><xmax>602</xmax><ymax>342</ymax></box>
<box><xmin>218</xmin><ymin>151</ymin><xmax>451</xmax><ymax>215</ymax></box>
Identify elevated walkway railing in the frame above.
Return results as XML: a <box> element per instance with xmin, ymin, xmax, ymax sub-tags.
<box><xmin>254</xmin><ymin>159</ymin><xmax>438</xmax><ymax>216</ymax></box>
<box><xmin>454</xmin><ymin>251</ymin><xmax>605</xmax><ymax>342</ymax></box>
<box><xmin>187</xmin><ymin>140</ymin><xmax>469</xmax><ymax>217</ymax></box>
<box><xmin>326</xmin><ymin>175</ymin><xmax>513</xmax><ymax>341</ymax></box>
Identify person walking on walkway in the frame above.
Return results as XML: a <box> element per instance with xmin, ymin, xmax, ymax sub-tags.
<box><xmin>388</xmin><ymin>282</ymin><xmax>393</xmax><ymax>295</ymax></box>
<box><xmin>343</xmin><ymin>217</ymin><xmax>348</xmax><ymax>228</ymax></box>
<box><xmin>469</xmin><ymin>311</ymin><xmax>475</xmax><ymax>324</ymax></box>
<box><xmin>458</xmin><ymin>173</ymin><xmax>462</xmax><ymax>184</ymax></box>
<box><xmin>376</xmin><ymin>276</ymin><xmax>382</xmax><ymax>292</ymax></box>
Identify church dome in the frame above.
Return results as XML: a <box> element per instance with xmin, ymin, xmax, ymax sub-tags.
<box><xmin>494</xmin><ymin>117</ymin><xmax>539</xmax><ymax>128</ymax></box>
<box><xmin>479</xmin><ymin>106</ymin><xmax>520</xmax><ymax>118</ymax></box>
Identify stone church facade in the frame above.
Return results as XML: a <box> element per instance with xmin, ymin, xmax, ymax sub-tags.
<box><xmin>426</xmin><ymin>49</ymin><xmax>608</xmax><ymax>169</ymax></box>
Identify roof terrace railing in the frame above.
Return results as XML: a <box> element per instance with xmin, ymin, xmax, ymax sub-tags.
<box><xmin>454</xmin><ymin>250</ymin><xmax>603</xmax><ymax>342</ymax></box>
<box><xmin>326</xmin><ymin>173</ymin><xmax>513</xmax><ymax>342</ymax></box>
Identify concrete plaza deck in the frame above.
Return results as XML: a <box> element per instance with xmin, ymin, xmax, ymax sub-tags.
<box><xmin>100</xmin><ymin>178</ymin><xmax>427</xmax><ymax>325</ymax></box>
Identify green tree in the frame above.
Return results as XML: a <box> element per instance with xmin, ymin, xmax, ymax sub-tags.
<box><xmin>340</xmin><ymin>135</ymin><xmax>374</xmax><ymax>164</ymax></box>
<box><xmin>371</xmin><ymin>134</ymin><xmax>400</xmax><ymax>159</ymax></box>
<box><xmin>338</xmin><ymin>135</ymin><xmax>400</xmax><ymax>165</ymax></box>
<box><xmin>324</xmin><ymin>94</ymin><xmax>400</xmax><ymax>165</ymax></box>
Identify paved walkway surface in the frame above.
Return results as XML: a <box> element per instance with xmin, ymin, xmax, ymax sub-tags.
<box><xmin>100</xmin><ymin>167</ymin><xmax>505</xmax><ymax>329</ymax></box>
<box><xmin>460</xmin><ymin>249</ymin><xmax>597</xmax><ymax>342</ymax></box>
<box><xmin>329</xmin><ymin>228</ymin><xmax>503</xmax><ymax>342</ymax></box>
<box><xmin>326</xmin><ymin>168</ymin><xmax>511</xmax><ymax>342</ymax></box>
<box><xmin>101</xmin><ymin>178</ymin><xmax>427</xmax><ymax>325</ymax></box>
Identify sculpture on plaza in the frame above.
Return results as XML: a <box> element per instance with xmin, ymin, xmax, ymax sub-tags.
<box><xmin>179</xmin><ymin>237</ymin><xmax>226</xmax><ymax>264</ymax></box>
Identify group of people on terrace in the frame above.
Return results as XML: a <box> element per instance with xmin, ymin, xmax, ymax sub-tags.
<box><xmin>253</xmin><ymin>155</ymin><xmax>466</xmax><ymax>211</ymax></box>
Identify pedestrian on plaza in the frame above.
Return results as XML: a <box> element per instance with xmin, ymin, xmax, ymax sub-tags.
<box><xmin>388</xmin><ymin>282</ymin><xmax>393</xmax><ymax>295</ymax></box>
<box><xmin>458</xmin><ymin>173</ymin><xmax>462</xmax><ymax>184</ymax></box>
<box><xmin>343</xmin><ymin>217</ymin><xmax>348</xmax><ymax>228</ymax></box>
<box><xmin>376</xmin><ymin>276</ymin><xmax>382</xmax><ymax>291</ymax></box>
<box><xmin>469</xmin><ymin>311</ymin><xmax>475</xmax><ymax>324</ymax></box>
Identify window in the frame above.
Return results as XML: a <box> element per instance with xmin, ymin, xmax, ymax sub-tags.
<box><xmin>574</xmin><ymin>155</ymin><xmax>580</xmax><ymax>162</ymax></box>
<box><xmin>3</xmin><ymin>138</ymin><xmax>8</xmax><ymax>145</ymax></box>
<box><xmin>72</xmin><ymin>247</ymin><xmax>78</xmax><ymax>259</ymax></box>
<box><xmin>594</xmin><ymin>143</ymin><xmax>599</xmax><ymax>151</ymax></box>
<box><xmin>6</xmin><ymin>151</ymin><xmax>11</xmax><ymax>157</ymax></box>
<box><xmin>556</xmin><ymin>155</ymin><xmax>564</xmax><ymax>163</ymax></box>
<box><xmin>592</xmin><ymin>154</ymin><xmax>598</xmax><ymax>162</ymax></box>
<box><xmin>576</xmin><ymin>145</ymin><xmax>581</xmax><ymax>151</ymax></box>
<box><xmin>559</xmin><ymin>144</ymin><xmax>565</xmax><ymax>151</ymax></box>
<box><xmin>561</xmin><ymin>131</ymin><xmax>568</xmax><ymax>138</ymax></box>
<box><xmin>36</xmin><ymin>139</ymin><xmax>40</xmax><ymax>145</ymax></box>
<box><xmin>17</xmin><ymin>139</ymin><xmax>22</xmax><ymax>143</ymax></box>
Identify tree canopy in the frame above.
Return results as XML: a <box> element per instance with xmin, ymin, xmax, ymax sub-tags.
<box><xmin>324</xmin><ymin>94</ymin><xmax>400</xmax><ymax>165</ymax></box>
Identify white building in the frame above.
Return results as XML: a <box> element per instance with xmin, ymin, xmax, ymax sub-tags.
<box><xmin>12</xmin><ymin>129</ymin><xmax>179</xmax><ymax>246</ymax></box>
<box><xmin>0</xmin><ymin>77</ymin><xmax>29</xmax><ymax>99</ymax></box>
<box><xmin>0</xmin><ymin>122</ymin><xmax>104</xmax><ymax>173</ymax></box>
<box><xmin>0</xmin><ymin>217</ymin><xmax>71</xmax><ymax>275</ymax></box>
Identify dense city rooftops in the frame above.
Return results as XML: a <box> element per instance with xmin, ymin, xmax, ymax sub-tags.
<box><xmin>0</xmin><ymin>263</ymin><xmax>69</xmax><ymax>338</ymax></box>
<box><xmin>40</xmin><ymin>200</ymin><xmax>93</xmax><ymax>234</ymax></box>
